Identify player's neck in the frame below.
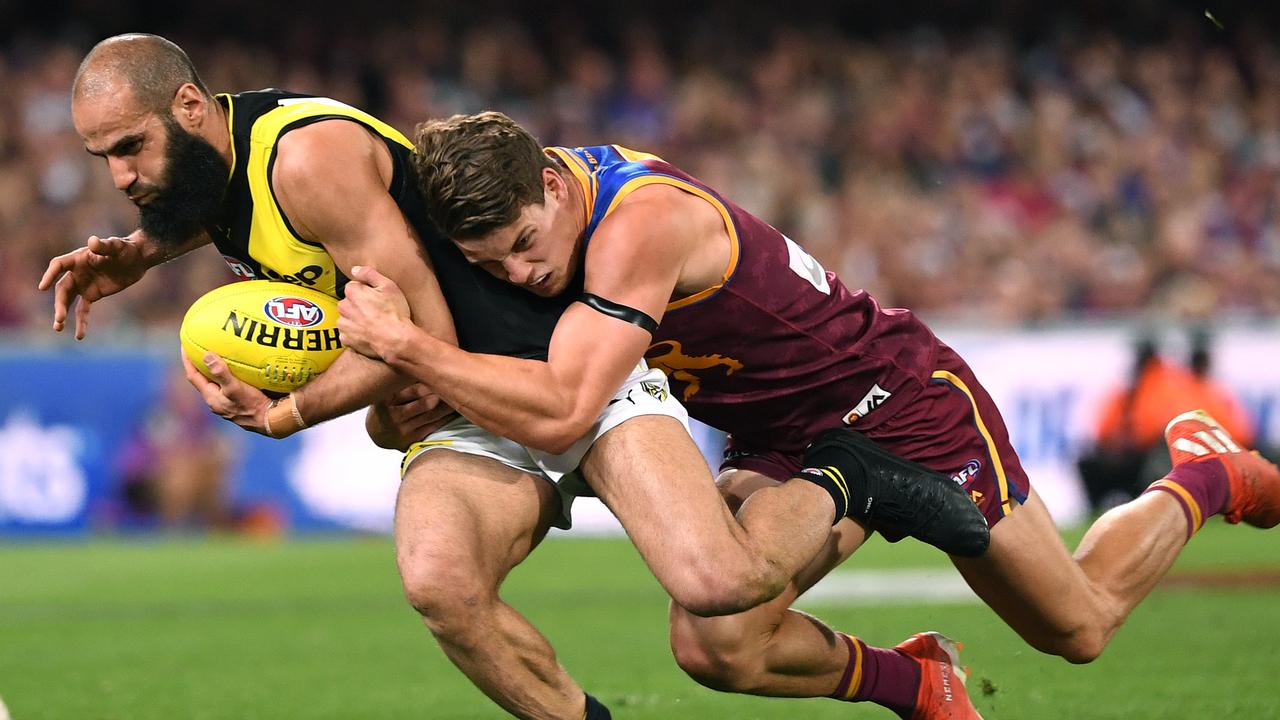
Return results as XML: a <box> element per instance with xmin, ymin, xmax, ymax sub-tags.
<box><xmin>208</xmin><ymin>95</ymin><xmax>234</xmax><ymax>169</ymax></box>
<box><xmin>565</xmin><ymin>168</ymin><xmax>588</xmax><ymax>237</ymax></box>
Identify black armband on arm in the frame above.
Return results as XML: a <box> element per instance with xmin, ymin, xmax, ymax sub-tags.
<box><xmin>578</xmin><ymin>293</ymin><xmax>659</xmax><ymax>334</ymax></box>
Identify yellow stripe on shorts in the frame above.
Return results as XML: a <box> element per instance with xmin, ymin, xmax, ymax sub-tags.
<box><xmin>400</xmin><ymin>439</ymin><xmax>455</xmax><ymax>476</ymax></box>
<box><xmin>930</xmin><ymin>370</ymin><xmax>1013</xmax><ymax>515</ymax></box>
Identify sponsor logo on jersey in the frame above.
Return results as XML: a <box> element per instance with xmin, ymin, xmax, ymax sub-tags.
<box><xmin>951</xmin><ymin>459</ymin><xmax>982</xmax><ymax>486</ymax></box>
<box><xmin>645</xmin><ymin>340</ymin><xmax>743</xmax><ymax>401</ymax></box>
<box><xmin>842</xmin><ymin>383</ymin><xmax>892</xmax><ymax>424</ymax></box>
<box><xmin>265</xmin><ymin>297</ymin><xmax>324</xmax><ymax>328</ymax></box>
<box><xmin>783</xmin><ymin>234</ymin><xmax>831</xmax><ymax>295</ymax></box>
<box><xmin>222</xmin><ymin>310</ymin><xmax>342</xmax><ymax>351</ymax></box>
<box><xmin>219</xmin><ymin>255</ymin><xmax>324</xmax><ymax>287</ymax></box>
<box><xmin>260</xmin><ymin>264</ymin><xmax>325</xmax><ymax>287</ymax></box>
<box><xmin>578</xmin><ymin>146</ymin><xmax>601</xmax><ymax>168</ymax></box>
<box><xmin>221</xmin><ymin>255</ymin><xmax>257</xmax><ymax>279</ymax></box>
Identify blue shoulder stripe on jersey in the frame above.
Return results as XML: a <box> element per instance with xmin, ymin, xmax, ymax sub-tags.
<box><xmin>558</xmin><ymin>145</ymin><xmax>685</xmax><ymax>241</ymax></box>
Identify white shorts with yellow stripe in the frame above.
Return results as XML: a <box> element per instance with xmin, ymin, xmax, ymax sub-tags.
<box><xmin>399</xmin><ymin>363</ymin><xmax>689</xmax><ymax>529</ymax></box>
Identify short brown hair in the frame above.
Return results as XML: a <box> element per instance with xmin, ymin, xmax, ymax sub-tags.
<box><xmin>413</xmin><ymin>111</ymin><xmax>557</xmax><ymax>240</ymax></box>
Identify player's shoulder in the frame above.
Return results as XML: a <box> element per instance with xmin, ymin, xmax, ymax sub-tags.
<box><xmin>596</xmin><ymin>187</ymin><xmax>685</xmax><ymax>242</ymax></box>
<box><xmin>275</xmin><ymin>120</ymin><xmax>378</xmax><ymax>165</ymax></box>
<box><xmin>608</xmin><ymin>181</ymin><xmax>700</xmax><ymax>227</ymax></box>
<box><xmin>607</xmin><ymin>181</ymin><xmax>718</xmax><ymax>245</ymax></box>
<box><xmin>588</xmin><ymin>188</ymin><xmax>703</xmax><ymax>277</ymax></box>
<box><xmin>272</xmin><ymin>120</ymin><xmax>384</xmax><ymax>196</ymax></box>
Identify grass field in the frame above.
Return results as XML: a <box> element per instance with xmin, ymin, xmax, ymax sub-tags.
<box><xmin>2</xmin><ymin>522</ymin><xmax>1278</xmax><ymax>720</ymax></box>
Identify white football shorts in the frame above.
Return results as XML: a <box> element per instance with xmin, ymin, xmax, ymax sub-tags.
<box><xmin>399</xmin><ymin>361</ymin><xmax>690</xmax><ymax>529</ymax></box>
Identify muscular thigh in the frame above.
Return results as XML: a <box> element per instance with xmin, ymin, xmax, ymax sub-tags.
<box><xmin>396</xmin><ymin>449</ymin><xmax>562</xmax><ymax>584</ymax></box>
<box><xmin>951</xmin><ymin>489</ymin><xmax>1097</xmax><ymax>643</ymax></box>
<box><xmin>578</xmin><ymin>414</ymin><xmax>733</xmax><ymax>571</ymax></box>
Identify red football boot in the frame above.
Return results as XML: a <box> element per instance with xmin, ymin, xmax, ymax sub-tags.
<box><xmin>1164</xmin><ymin>409</ymin><xmax>1280</xmax><ymax>528</ymax></box>
<box><xmin>895</xmin><ymin>632</ymin><xmax>983</xmax><ymax>720</ymax></box>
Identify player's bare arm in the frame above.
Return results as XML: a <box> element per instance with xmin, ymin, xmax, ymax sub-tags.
<box><xmin>339</xmin><ymin>186</ymin><xmax>712</xmax><ymax>454</ymax></box>
<box><xmin>186</xmin><ymin>119</ymin><xmax>458</xmax><ymax>437</ymax></box>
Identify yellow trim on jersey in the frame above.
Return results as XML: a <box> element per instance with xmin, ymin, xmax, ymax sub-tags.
<box><xmin>545</xmin><ymin>147</ymin><xmax>598</xmax><ymax>225</ymax></box>
<box><xmin>931</xmin><ymin>369</ymin><xmax>1013</xmax><ymax>515</ymax></box>
<box><xmin>611</xmin><ymin>145</ymin><xmax>662</xmax><ymax>163</ymax></box>
<box><xmin>237</xmin><ymin>97</ymin><xmax>415</xmax><ymax>298</ymax></box>
<box><xmin>221</xmin><ymin>94</ymin><xmax>237</xmax><ymax>188</ymax></box>
<box><xmin>1150</xmin><ymin>479</ymin><xmax>1203</xmax><ymax>533</ymax></box>
<box><xmin>593</xmin><ymin>174</ymin><xmax>741</xmax><ymax>311</ymax></box>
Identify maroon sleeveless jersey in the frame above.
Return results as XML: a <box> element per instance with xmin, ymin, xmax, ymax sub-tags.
<box><xmin>550</xmin><ymin>144</ymin><xmax>943</xmax><ymax>455</ymax></box>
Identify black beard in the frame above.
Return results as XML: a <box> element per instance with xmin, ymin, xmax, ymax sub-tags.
<box><xmin>137</xmin><ymin>116</ymin><xmax>230</xmax><ymax>247</ymax></box>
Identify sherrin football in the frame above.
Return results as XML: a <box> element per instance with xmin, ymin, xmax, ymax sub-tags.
<box><xmin>180</xmin><ymin>280</ymin><xmax>344</xmax><ymax>394</ymax></box>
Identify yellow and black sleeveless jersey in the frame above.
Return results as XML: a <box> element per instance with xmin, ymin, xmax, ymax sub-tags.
<box><xmin>211</xmin><ymin>89</ymin><xmax>573</xmax><ymax>360</ymax></box>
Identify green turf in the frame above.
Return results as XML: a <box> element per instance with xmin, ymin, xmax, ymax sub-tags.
<box><xmin>1</xmin><ymin>522</ymin><xmax>1277</xmax><ymax>719</ymax></box>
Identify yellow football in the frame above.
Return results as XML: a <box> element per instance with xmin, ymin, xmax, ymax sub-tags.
<box><xmin>180</xmin><ymin>280</ymin><xmax>344</xmax><ymax>394</ymax></box>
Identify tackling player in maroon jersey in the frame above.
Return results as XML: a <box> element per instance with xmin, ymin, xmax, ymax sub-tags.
<box><xmin>338</xmin><ymin>112</ymin><xmax>1280</xmax><ymax>719</ymax></box>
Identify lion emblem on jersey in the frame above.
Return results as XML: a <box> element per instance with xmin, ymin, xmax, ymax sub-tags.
<box><xmin>645</xmin><ymin>340</ymin><xmax>743</xmax><ymax>401</ymax></box>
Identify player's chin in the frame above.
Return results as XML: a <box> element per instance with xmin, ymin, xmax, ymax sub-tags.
<box><xmin>529</xmin><ymin>275</ymin><xmax>567</xmax><ymax>298</ymax></box>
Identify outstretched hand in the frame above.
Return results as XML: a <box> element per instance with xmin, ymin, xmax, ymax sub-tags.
<box><xmin>337</xmin><ymin>265</ymin><xmax>414</xmax><ymax>361</ymax></box>
<box><xmin>38</xmin><ymin>235</ymin><xmax>150</xmax><ymax>340</ymax></box>
<box><xmin>181</xmin><ymin>350</ymin><xmax>276</xmax><ymax>436</ymax></box>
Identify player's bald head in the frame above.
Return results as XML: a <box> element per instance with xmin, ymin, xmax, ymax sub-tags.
<box><xmin>73</xmin><ymin>34</ymin><xmax>211</xmax><ymax>113</ymax></box>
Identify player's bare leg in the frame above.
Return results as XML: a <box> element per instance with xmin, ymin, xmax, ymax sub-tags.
<box><xmin>952</xmin><ymin>488</ymin><xmax>1181</xmax><ymax>662</ymax></box>
<box><xmin>578</xmin><ymin>415</ymin><xmax>837</xmax><ymax>617</ymax></box>
<box><xmin>669</xmin><ymin>469</ymin><xmax>983</xmax><ymax>718</ymax></box>
<box><xmin>953</xmin><ymin>410</ymin><xmax>1280</xmax><ymax>663</ymax></box>
<box><xmin>669</xmin><ymin>469</ymin><xmax>869</xmax><ymax>697</ymax></box>
<box><xmin>396</xmin><ymin>450</ymin><xmax>587</xmax><ymax>720</ymax></box>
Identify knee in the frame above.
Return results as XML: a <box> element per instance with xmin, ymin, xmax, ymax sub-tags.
<box><xmin>668</xmin><ymin>618</ymin><xmax>765</xmax><ymax>692</ymax></box>
<box><xmin>1028</xmin><ymin>622</ymin><xmax>1111</xmax><ymax>664</ymax></box>
<box><xmin>664</xmin><ymin>558</ymin><xmax>777</xmax><ymax>617</ymax></box>
<box><xmin>1054</xmin><ymin>630</ymin><xmax>1108</xmax><ymax>665</ymax></box>
<box><xmin>399</xmin><ymin>555</ymin><xmax>494</xmax><ymax>642</ymax></box>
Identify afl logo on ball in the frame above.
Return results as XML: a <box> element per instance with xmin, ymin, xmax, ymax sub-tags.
<box><xmin>264</xmin><ymin>297</ymin><xmax>324</xmax><ymax>327</ymax></box>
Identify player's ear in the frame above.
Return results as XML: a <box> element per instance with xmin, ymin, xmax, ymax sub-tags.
<box><xmin>173</xmin><ymin>83</ymin><xmax>206</xmax><ymax>128</ymax></box>
<box><xmin>543</xmin><ymin>166</ymin><xmax>566</xmax><ymax>202</ymax></box>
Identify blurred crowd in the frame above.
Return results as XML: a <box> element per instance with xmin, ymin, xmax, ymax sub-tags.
<box><xmin>3</xmin><ymin>4</ymin><xmax>1279</xmax><ymax>339</ymax></box>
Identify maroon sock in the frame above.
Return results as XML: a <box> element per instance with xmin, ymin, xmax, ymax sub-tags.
<box><xmin>831</xmin><ymin>634</ymin><xmax>921</xmax><ymax>719</ymax></box>
<box><xmin>1143</xmin><ymin>458</ymin><xmax>1230</xmax><ymax>539</ymax></box>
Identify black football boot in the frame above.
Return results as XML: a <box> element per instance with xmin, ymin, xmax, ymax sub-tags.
<box><xmin>802</xmin><ymin>427</ymin><xmax>990</xmax><ymax>557</ymax></box>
